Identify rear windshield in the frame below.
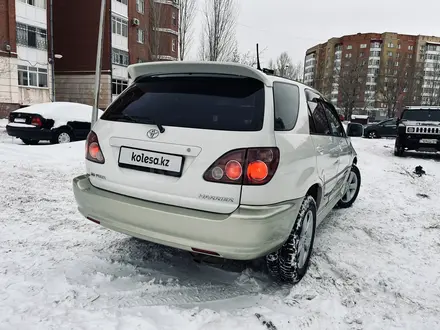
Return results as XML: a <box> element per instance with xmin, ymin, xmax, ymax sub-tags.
<box><xmin>102</xmin><ymin>75</ymin><xmax>265</xmax><ymax>131</ymax></box>
<box><xmin>401</xmin><ymin>109</ymin><xmax>440</xmax><ymax>121</ymax></box>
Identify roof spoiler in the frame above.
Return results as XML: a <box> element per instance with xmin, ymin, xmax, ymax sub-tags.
<box><xmin>127</xmin><ymin>61</ymin><xmax>273</xmax><ymax>86</ymax></box>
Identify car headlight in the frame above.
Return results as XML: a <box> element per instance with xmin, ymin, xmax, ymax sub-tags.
<box><xmin>407</xmin><ymin>127</ymin><xmax>415</xmax><ymax>133</ymax></box>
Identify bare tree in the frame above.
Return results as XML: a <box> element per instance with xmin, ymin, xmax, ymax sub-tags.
<box><xmin>178</xmin><ymin>0</ymin><xmax>197</xmax><ymax>61</ymax></box>
<box><xmin>199</xmin><ymin>0</ymin><xmax>237</xmax><ymax>61</ymax></box>
<box><xmin>333</xmin><ymin>56</ymin><xmax>370</xmax><ymax>119</ymax></box>
<box><xmin>376</xmin><ymin>55</ymin><xmax>410</xmax><ymax>117</ymax></box>
<box><xmin>230</xmin><ymin>45</ymin><xmax>267</xmax><ymax>67</ymax></box>
<box><xmin>375</xmin><ymin>55</ymin><xmax>424</xmax><ymax>117</ymax></box>
<box><xmin>147</xmin><ymin>0</ymin><xmax>163</xmax><ymax>61</ymax></box>
<box><xmin>267</xmin><ymin>59</ymin><xmax>276</xmax><ymax>70</ymax></box>
<box><xmin>270</xmin><ymin>52</ymin><xmax>303</xmax><ymax>80</ymax></box>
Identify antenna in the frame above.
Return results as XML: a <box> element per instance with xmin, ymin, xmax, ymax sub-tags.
<box><xmin>256</xmin><ymin>43</ymin><xmax>262</xmax><ymax>71</ymax></box>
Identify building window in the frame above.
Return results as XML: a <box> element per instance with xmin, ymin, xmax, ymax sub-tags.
<box><xmin>360</xmin><ymin>44</ymin><xmax>367</xmax><ymax>49</ymax></box>
<box><xmin>388</xmin><ymin>52</ymin><xmax>393</xmax><ymax>57</ymax></box>
<box><xmin>111</xmin><ymin>15</ymin><xmax>128</xmax><ymax>37</ymax></box>
<box><xmin>136</xmin><ymin>0</ymin><xmax>144</xmax><ymax>13</ymax></box>
<box><xmin>371</xmin><ymin>42</ymin><xmax>381</xmax><ymax>48</ymax></box>
<box><xmin>398</xmin><ymin>44</ymin><xmax>401</xmax><ymax>49</ymax></box>
<box><xmin>116</xmin><ymin>0</ymin><xmax>128</xmax><ymax>4</ymax></box>
<box><xmin>18</xmin><ymin>0</ymin><xmax>46</xmax><ymax>9</ymax></box>
<box><xmin>347</xmin><ymin>45</ymin><xmax>352</xmax><ymax>50</ymax></box>
<box><xmin>172</xmin><ymin>39</ymin><xmax>176</xmax><ymax>52</ymax></box>
<box><xmin>18</xmin><ymin>65</ymin><xmax>48</xmax><ymax>87</ymax></box>
<box><xmin>388</xmin><ymin>43</ymin><xmax>394</xmax><ymax>48</ymax></box>
<box><xmin>408</xmin><ymin>45</ymin><xmax>414</xmax><ymax>50</ymax></box>
<box><xmin>408</xmin><ymin>54</ymin><xmax>413</xmax><ymax>59</ymax></box>
<box><xmin>16</xmin><ymin>23</ymin><xmax>47</xmax><ymax>50</ymax></box>
<box><xmin>112</xmin><ymin>48</ymin><xmax>129</xmax><ymax>66</ymax></box>
<box><xmin>136</xmin><ymin>29</ymin><xmax>144</xmax><ymax>43</ymax></box>
<box><xmin>172</xmin><ymin>12</ymin><xmax>177</xmax><ymax>26</ymax></box>
<box><xmin>112</xmin><ymin>79</ymin><xmax>128</xmax><ymax>95</ymax></box>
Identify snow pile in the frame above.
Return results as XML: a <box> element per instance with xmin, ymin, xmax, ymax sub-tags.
<box><xmin>0</xmin><ymin>133</ymin><xmax>440</xmax><ymax>329</ymax></box>
<box><xmin>10</xmin><ymin>102</ymin><xmax>104</xmax><ymax>128</ymax></box>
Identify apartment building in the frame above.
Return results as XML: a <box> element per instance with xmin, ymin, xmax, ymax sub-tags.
<box><xmin>0</xmin><ymin>0</ymin><xmax>51</xmax><ymax>117</ymax></box>
<box><xmin>304</xmin><ymin>32</ymin><xmax>440</xmax><ymax>118</ymax></box>
<box><xmin>52</xmin><ymin>0</ymin><xmax>179</xmax><ymax>108</ymax></box>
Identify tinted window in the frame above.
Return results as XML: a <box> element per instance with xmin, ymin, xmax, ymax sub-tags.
<box><xmin>323</xmin><ymin>103</ymin><xmax>344</xmax><ymax>137</ymax></box>
<box><xmin>308</xmin><ymin>101</ymin><xmax>331</xmax><ymax>135</ymax></box>
<box><xmin>402</xmin><ymin>110</ymin><xmax>440</xmax><ymax>121</ymax></box>
<box><xmin>102</xmin><ymin>75</ymin><xmax>265</xmax><ymax>131</ymax></box>
<box><xmin>273</xmin><ymin>82</ymin><xmax>300</xmax><ymax>131</ymax></box>
<box><xmin>378</xmin><ymin>119</ymin><xmax>395</xmax><ymax>126</ymax></box>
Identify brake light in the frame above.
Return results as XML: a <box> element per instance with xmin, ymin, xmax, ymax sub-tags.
<box><xmin>31</xmin><ymin>116</ymin><xmax>42</xmax><ymax>127</ymax></box>
<box><xmin>247</xmin><ymin>160</ymin><xmax>268</xmax><ymax>181</ymax></box>
<box><xmin>203</xmin><ymin>147</ymin><xmax>279</xmax><ymax>185</ymax></box>
<box><xmin>86</xmin><ymin>131</ymin><xmax>105</xmax><ymax>164</ymax></box>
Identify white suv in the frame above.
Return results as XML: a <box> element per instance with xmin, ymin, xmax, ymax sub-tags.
<box><xmin>73</xmin><ymin>62</ymin><xmax>361</xmax><ymax>284</ymax></box>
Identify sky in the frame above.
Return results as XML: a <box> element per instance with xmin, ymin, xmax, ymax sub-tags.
<box><xmin>187</xmin><ymin>0</ymin><xmax>440</xmax><ymax>66</ymax></box>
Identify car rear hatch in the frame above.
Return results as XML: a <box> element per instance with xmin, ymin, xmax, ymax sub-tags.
<box><xmin>89</xmin><ymin>70</ymin><xmax>275</xmax><ymax>214</ymax></box>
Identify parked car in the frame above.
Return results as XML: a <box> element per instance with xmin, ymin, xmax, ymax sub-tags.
<box><xmin>394</xmin><ymin>106</ymin><xmax>440</xmax><ymax>156</ymax></box>
<box><xmin>72</xmin><ymin>61</ymin><xmax>362</xmax><ymax>284</ymax></box>
<box><xmin>363</xmin><ymin>118</ymin><xmax>398</xmax><ymax>138</ymax></box>
<box><xmin>6</xmin><ymin>102</ymin><xmax>103</xmax><ymax>145</ymax></box>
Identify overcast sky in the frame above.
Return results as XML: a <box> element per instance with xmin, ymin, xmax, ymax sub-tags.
<box><xmin>187</xmin><ymin>0</ymin><xmax>440</xmax><ymax>66</ymax></box>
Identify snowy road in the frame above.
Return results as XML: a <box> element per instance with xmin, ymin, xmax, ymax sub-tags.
<box><xmin>1</xmin><ymin>119</ymin><xmax>440</xmax><ymax>329</ymax></box>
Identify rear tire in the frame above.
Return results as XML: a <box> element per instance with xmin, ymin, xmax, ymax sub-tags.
<box><xmin>21</xmin><ymin>139</ymin><xmax>39</xmax><ymax>145</ymax></box>
<box><xmin>337</xmin><ymin>165</ymin><xmax>361</xmax><ymax>208</ymax></box>
<box><xmin>51</xmin><ymin>128</ymin><xmax>73</xmax><ymax>144</ymax></box>
<box><xmin>266</xmin><ymin>195</ymin><xmax>317</xmax><ymax>284</ymax></box>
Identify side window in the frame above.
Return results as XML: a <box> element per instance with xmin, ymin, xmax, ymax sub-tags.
<box><xmin>273</xmin><ymin>82</ymin><xmax>300</xmax><ymax>131</ymax></box>
<box><xmin>322</xmin><ymin>103</ymin><xmax>344</xmax><ymax>137</ymax></box>
<box><xmin>308</xmin><ymin>100</ymin><xmax>331</xmax><ymax>135</ymax></box>
<box><xmin>385</xmin><ymin>120</ymin><xmax>397</xmax><ymax>126</ymax></box>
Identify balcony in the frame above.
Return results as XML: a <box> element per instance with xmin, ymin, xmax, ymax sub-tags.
<box><xmin>15</xmin><ymin>1</ymin><xmax>47</xmax><ymax>28</ymax></box>
<box><xmin>111</xmin><ymin>0</ymin><xmax>128</xmax><ymax>17</ymax></box>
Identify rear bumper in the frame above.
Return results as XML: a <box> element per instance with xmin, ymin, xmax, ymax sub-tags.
<box><xmin>6</xmin><ymin>125</ymin><xmax>53</xmax><ymax>140</ymax></box>
<box><xmin>73</xmin><ymin>174</ymin><xmax>302</xmax><ymax>260</ymax></box>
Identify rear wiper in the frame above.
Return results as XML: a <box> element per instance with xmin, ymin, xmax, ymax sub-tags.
<box><xmin>113</xmin><ymin>114</ymin><xmax>165</xmax><ymax>133</ymax></box>
<box><xmin>143</xmin><ymin>116</ymin><xmax>165</xmax><ymax>133</ymax></box>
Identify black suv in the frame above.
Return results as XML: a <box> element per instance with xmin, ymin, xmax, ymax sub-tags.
<box><xmin>394</xmin><ymin>106</ymin><xmax>440</xmax><ymax>156</ymax></box>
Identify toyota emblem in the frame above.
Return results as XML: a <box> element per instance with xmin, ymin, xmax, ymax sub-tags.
<box><xmin>147</xmin><ymin>128</ymin><xmax>160</xmax><ymax>139</ymax></box>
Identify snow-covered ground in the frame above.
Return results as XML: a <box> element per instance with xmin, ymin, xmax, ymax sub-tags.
<box><xmin>1</xmin><ymin>119</ymin><xmax>440</xmax><ymax>329</ymax></box>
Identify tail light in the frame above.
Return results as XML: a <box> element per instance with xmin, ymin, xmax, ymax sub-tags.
<box><xmin>203</xmin><ymin>147</ymin><xmax>280</xmax><ymax>185</ymax></box>
<box><xmin>85</xmin><ymin>130</ymin><xmax>105</xmax><ymax>164</ymax></box>
<box><xmin>31</xmin><ymin>116</ymin><xmax>42</xmax><ymax>127</ymax></box>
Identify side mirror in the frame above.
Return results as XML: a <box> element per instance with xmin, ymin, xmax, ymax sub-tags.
<box><xmin>346</xmin><ymin>123</ymin><xmax>364</xmax><ymax>137</ymax></box>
